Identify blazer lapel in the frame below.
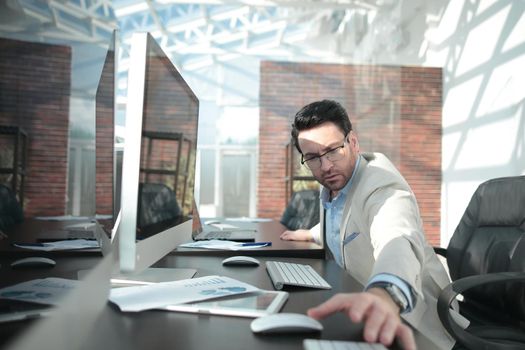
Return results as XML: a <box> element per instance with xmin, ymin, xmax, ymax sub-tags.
<box><xmin>340</xmin><ymin>154</ymin><xmax>367</xmax><ymax>269</ymax></box>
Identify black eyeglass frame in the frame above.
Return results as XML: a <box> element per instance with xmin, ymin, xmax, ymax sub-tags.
<box><xmin>300</xmin><ymin>134</ymin><xmax>349</xmax><ymax>168</ymax></box>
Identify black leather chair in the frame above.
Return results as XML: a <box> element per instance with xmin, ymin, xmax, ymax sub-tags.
<box><xmin>137</xmin><ymin>183</ymin><xmax>182</xmax><ymax>237</ymax></box>
<box><xmin>436</xmin><ymin>176</ymin><xmax>525</xmax><ymax>350</ymax></box>
<box><xmin>0</xmin><ymin>184</ymin><xmax>23</xmax><ymax>232</ymax></box>
<box><xmin>280</xmin><ymin>189</ymin><xmax>320</xmax><ymax>230</ymax></box>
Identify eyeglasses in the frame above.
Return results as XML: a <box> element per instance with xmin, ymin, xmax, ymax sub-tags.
<box><xmin>301</xmin><ymin>137</ymin><xmax>347</xmax><ymax>170</ymax></box>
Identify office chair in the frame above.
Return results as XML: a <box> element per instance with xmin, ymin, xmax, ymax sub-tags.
<box><xmin>280</xmin><ymin>189</ymin><xmax>320</xmax><ymax>230</ymax></box>
<box><xmin>436</xmin><ymin>175</ymin><xmax>525</xmax><ymax>350</ymax></box>
<box><xmin>137</xmin><ymin>182</ymin><xmax>181</xmax><ymax>237</ymax></box>
<box><xmin>0</xmin><ymin>184</ymin><xmax>23</xmax><ymax>232</ymax></box>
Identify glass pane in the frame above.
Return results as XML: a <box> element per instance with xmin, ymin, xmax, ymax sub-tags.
<box><xmin>0</xmin><ymin>13</ymin><xmax>115</xmax><ymax>220</ymax></box>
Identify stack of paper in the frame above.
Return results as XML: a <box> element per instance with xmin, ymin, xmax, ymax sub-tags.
<box><xmin>13</xmin><ymin>240</ymin><xmax>99</xmax><ymax>251</ymax></box>
<box><xmin>178</xmin><ymin>240</ymin><xmax>269</xmax><ymax>250</ymax></box>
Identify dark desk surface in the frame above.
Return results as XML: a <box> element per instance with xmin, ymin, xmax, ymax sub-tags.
<box><xmin>0</xmin><ymin>254</ymin><xmax>103</xmax><ymax>349</ymax></box>
<box><xmin>176</xmin><ymin>220</ymin><xmax>324</xmax><ymax>258</ymax></box>
<box><xmin>0</xmin><ymin>254</ymin><xmax>439</xmax><ymax>350</ymax></box>
<box><xmin>88</xmin><ymin>256</ymin><xmax>365</xmax><ymax>350</ymax></box>
<box><xmin>0</xmin><ymin>219</ymin><xmax>100</xmax><ymax>255</ymax></box>
<box><xmin>1</xmin><ymin>218</ymin><xmax>324</xmax><ymax>258</ymax></box>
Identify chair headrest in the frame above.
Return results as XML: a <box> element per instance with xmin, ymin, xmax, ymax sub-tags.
<box><xmin>448</xmin><ymin>176</ymin><xmax>525</xmax><ymax>279</ymax></box>
<box><xmin>476</xmin><ymin>176</ymin><xmax>525</xmax><ymax>228</ymax></box>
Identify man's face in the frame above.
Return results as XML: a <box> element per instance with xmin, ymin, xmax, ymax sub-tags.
<box><xmin>298</xmin><ymin>122</ymin><xmax>359</xmax><ymax>195</ymax></box>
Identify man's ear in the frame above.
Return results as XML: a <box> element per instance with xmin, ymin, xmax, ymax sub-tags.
<box><xmin>348</xmin><ymin>131</ymin><xmax>359</xmax><ymax>150</ymax></box>
<box><xmin>347</xmin><ymin>130</ymin><xmax>354</xmax><ymax>143</ymax></box>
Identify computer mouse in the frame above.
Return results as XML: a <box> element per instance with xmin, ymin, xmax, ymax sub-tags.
<box><xmin>222</xmin><ymin>256</ymin><xmax>260</xmax><ymax>266</ymax></box>
<box><xmin>250</xmin><ymin>313</ymin><xmax>323</xmax><ymax>334</ymax></box>
<box><xmin>10</xmin><ymin>257</ymin><xmax>56</xmax><ymax>268</ymax></box>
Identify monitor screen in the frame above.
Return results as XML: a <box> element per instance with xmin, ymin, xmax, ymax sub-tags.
<box><xmin>119</xmin><ymin>32</ymin><xmax>199</xmax><ymax>274</ymax></box>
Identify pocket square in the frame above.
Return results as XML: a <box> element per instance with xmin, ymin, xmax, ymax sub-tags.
<box><xmin>343</xmin><ymin>232</ymin><xmax>360</xmax><ymax>245</ymax></box>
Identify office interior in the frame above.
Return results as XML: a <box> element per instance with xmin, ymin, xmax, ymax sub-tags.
<box><xmin>0</xmin><ymin>0</ymin><xmax>524</xmax><ymax>245</ymax></box>
<box><xmin>0</xmin><ymin>1</ymin><xmax>524</xmax><ymax>350</ymax></box>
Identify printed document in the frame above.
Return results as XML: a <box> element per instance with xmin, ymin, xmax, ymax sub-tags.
<box><xmin>13</xmin><ymin>239</ymin><xmax>99</xmax><ymax>251</ymax></box>
<box><xmin>178</xmin><ymin>240</ymin><xmax>267</xmax><ymax>250</ymax></box>
<box><xmin>109</xmin><ymin>275</ymin><xmax>259</xmax><ymax>312</ymax></box>
<box><xmin>0</xmin><ymin>278</ymin><xmax>79</xmax><ymax>305</ymax></box>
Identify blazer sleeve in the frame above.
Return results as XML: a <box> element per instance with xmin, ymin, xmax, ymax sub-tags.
<box><xmin>363</xmin><ymin>184</ymin><xmax>427</xmax><ymax>298</ymax></box>
<box><xmin>310</xmin><ymin>223</ymin><xmax>322</xmax><ymax>244</ymax></box>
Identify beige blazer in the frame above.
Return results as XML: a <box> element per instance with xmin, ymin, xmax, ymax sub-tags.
<box><xmin>315</xmin><ymin>152</ymin><xmax>463</xmax><ymax>350</ymax></box>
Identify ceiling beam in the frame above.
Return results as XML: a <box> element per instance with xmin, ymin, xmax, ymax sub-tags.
<box><xmin>155</xmin><ymin>0</ymin><xmax>379</xmax><ymax>10</ymax></box>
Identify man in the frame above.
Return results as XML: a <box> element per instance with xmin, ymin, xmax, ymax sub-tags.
<box><xmin>281</xmin><ymin>100</ymin><xmax>461</xmax><ymax>350</ymax></box>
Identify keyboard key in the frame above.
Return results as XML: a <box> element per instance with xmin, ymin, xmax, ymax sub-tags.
<box><xmin>303</xmin><ymin>339</ymin><xmax>388</xmax><ymax>350</ymax></box>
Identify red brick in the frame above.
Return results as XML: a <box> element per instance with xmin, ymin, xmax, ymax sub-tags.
<box><xmin>259</xmin><ymin>62</ymin><xmax>442</xmax><ymax>245</ymax></box>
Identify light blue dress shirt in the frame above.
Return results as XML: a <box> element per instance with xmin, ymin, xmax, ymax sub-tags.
<box><xmin>320</xmin><ymin>154</ymin><xmax>414</xmax><ymax>313</ymax></box>
<box><xmin>321</xmin><ymin>156</ymin><xmax>361</xmax><ymax>267</ymax></box>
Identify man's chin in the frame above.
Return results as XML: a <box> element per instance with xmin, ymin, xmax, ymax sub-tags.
<box><xmin>321</xmin><ymin>179</ymin><xmax>345</xmax><ymax>192</ymax></box>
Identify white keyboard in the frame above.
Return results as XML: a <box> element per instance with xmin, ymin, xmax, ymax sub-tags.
<box><xmin>265</xmin><ymin>261</ymin><xmax>331</xmax><ymax>290</ymax></box>
<box><xmin>303</xmin><ymin>339</ymin><xmax>388</xmax><ymax>350</ymax></box>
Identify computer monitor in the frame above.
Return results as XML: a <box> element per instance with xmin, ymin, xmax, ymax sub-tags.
<box><xmin>118</xmin><ymin>32</ymin><xmax>199</xmax><ymax>278</ymax></box>
<box><xmin>94</xmin><ymin>29</ymin><xmax>119</xmax><ymax>254</ymax></box>
<box><xmin>34</xmin><ymin>30</ymin><xmax>119</xmax><ymax>247</ymax></box>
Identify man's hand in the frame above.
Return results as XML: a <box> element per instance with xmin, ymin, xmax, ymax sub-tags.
<box><xmin>307</xmin><ymin>292</ymin><xmax>416</xmax><ymax>350</ymax></box>
<box><xmin>279</xmin><ymin>229</ymin><xmax>313</xmax><ymax>241</ymax></box>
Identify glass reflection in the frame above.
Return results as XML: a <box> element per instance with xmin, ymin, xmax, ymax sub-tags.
<box><xmin>0</xmin><ymin>3</ymin><xmax>116</xmax><ymax>229</ymax></box>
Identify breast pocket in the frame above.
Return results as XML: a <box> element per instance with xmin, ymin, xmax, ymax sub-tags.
<box><xmin>342</xmin><ymin>227</ymin><xmax>373</xmax><ymax>285</ymax></box>
<box><xmin>343</xmin><ymin>231</ymin><xmax>360</xmax><ymax>246</ymax></box>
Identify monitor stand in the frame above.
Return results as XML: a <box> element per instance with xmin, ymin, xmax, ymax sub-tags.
<box><xmin>110</xmin><ymin>268</ymin><xmax>197</xmax><ymax>287</ymax></box>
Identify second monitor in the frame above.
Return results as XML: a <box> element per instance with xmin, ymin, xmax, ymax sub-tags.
<box><xmin>118</xmin><ymin>32</ymin><xmax>199</xmax><ymax>278</ymax></box>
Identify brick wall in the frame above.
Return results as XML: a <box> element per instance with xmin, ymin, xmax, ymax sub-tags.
<box><xmin>0</xmin><ymin>37</ymin><xmax>71</xmax><ymax>217</ymax></box>
<box><xmin>398</xmin><ymin>67</ymin><xmax>442</xmax><ymax>244</ymax></box>
<box><xmin>259</xmin><ymin>62</ymin><xmax>442</xmax><ymax>245</ymax></box>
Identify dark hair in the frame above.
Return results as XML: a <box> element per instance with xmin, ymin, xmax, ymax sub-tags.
<box><xmin>291</xmin><ymin>100</ymin><xmax>352</xmax><ymax>153</ymax></box>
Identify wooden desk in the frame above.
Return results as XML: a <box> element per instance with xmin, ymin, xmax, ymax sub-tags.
<box><xmin>176</xmin><ymin>220</ymin><xmax>324</xmax><ymax>258</ymax></box>
<box><xmin>0</xmin><ymin>255</ymin><xmax>439</xmax><ymax>350</ymax></box>
<box><xmin>87</xmin><ymin>256</ymin><xmax>364</xmax><ymax>350</ymax></box>
<box><xmin>0</xmin><ymin>254</ymin><xmax>104</xmax><ymax>349</ymax></box>
<box><xmin>1</xmin><ymin>218</ymin><xmax>325</xmax><ymax>259</ymax></box>
<box><xmin>0</xmin><ymin>219</ymin><xmax>103</xmax><ymax>258</ymax></box>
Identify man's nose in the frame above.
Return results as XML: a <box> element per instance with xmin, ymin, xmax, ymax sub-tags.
<box><xmin>319</xmin><ymin>156</ymin><xmax>333</xmax><ymax>171</ymax></box>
